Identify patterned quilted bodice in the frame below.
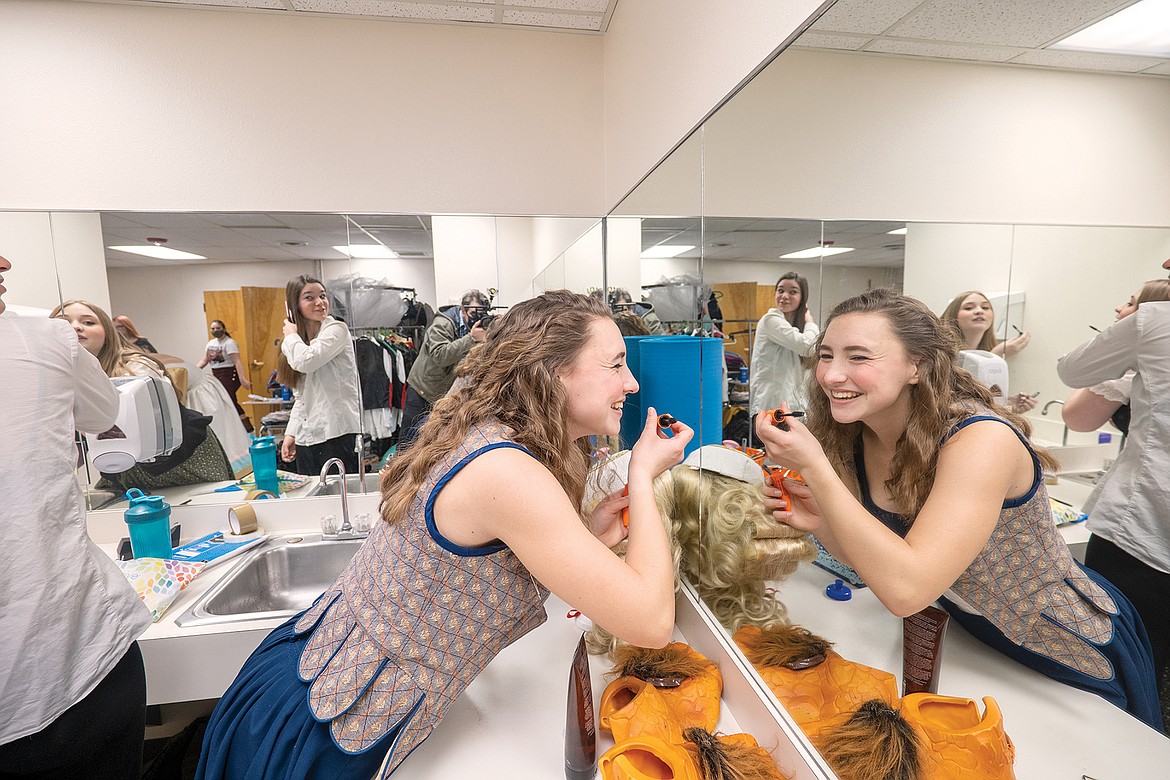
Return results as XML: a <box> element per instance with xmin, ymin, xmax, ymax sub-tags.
<box><xmin>293</xmin><ymin>420</ymin><xmax>549</xmax><ymax>775</ymax></box>
<box><xmin>858</xmin><ymin>413</ymin><xmax>1119</xmax><ymax>680</ymax></box>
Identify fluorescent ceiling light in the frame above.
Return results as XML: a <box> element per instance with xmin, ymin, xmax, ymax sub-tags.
<box><xmin>641</xmin><ymin>244</ymin><xmax>695</xmax><ymax>259</ymax></box>
<box><xmin>108</xmin><ymin>245</ymin><xmax>207</xmax><ymax>261</ymax></box>
<box><xmin>886</xmin><ymin>227</ymin><xmax>908</xmax><ymax>235</ymax></box>
<box><xmin>781</xmin><ymin>246</ymin><xmax>855</xmax><ymax>259</ymax></box>
<box><xmin>1052</xmin><ymin>0</ymin><xmax>1170</xmax><ymax>57</ymax></box>
<box><xmin>333</xmin><ymin>244</ymin><xmax>399</xmax><ymax>259</ymax></box>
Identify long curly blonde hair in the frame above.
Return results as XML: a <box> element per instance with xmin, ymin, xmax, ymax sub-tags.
<box><xmin>805</xmin><ymin>289</ymin><xmax>1056</xmax><ymax>520</ymax></box>
<box><xmin>672</xmin><ymin>465</ymin><xmax>816</xmax><ymax>633</ymax></box>
<box><xmin>381</xmin><ymin>290</ymin><xmax>614</xmax><ymax>525</ymax></box>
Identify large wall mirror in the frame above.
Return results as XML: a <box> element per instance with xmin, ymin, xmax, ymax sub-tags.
<box><xmin>605</xmin><ymin>0</ymin><xmax>1170</xmax><ymax>774</ymax></box>
<box><xmin>8</xmin><ymin>209</ymin><xmax>611</xmax><ymax>515</ymax></box>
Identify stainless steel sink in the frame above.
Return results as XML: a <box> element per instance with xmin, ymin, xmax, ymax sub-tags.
<box><xmin>174</xmin><ymin>533</ymin><xmax>364</xmax><ymax>627</ymax></box>
<box><xmin>304</xmin><ymin>473</ymin><xmax>376</xmax><ymax>497</ymax></box>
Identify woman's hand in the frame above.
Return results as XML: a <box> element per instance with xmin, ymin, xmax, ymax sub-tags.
<box><xmin>628</xmin><ymin>406</ymin><xmax>693</xmax><ymax>482</ymax></box>
<box><xmin>282</xmin><ymin>319</ymin><xmax>297</xmax><ymax>338</ymax></box>
<box><xmin>1003</xmin><ymin>330</ymin><xmax>1030</xmax><ymax>357</ymax></box>
<box><xmin>1008</xmin><ymin>392</ymin><xmax>1037</xmax><ymax>414</ymax></box>
<box><xmin>764</xmin><ymin>474</ymin><xmax>825</xmax><ymax>534</ymax></box>
<box><xmin>587</xmin><ymin>488</ymin><xmax>631</xmax><ymax>548</ymax></box>
<box><xmin>753</xmin><ymin>405</ymin><xmax>827</xmax><ymax>474</ymax></box>
<box><xmin>280</xmin><ymin>435</ymin><xmax>296</xmax><ymax>463</ymax></box>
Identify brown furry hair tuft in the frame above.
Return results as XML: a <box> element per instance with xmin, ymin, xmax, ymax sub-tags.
<box><xmin>610</xmin><ymin>644</ymin><xmax>710</xmax><ymax>682</ymax></box>
<box><xmin>682</xmin><ymin>728</ymin><xmax>786</xmax><ymax>780</ymax></box>
<box><xmin>735</xmin><ymin>624</ymin><xmax>833</xmax><ymax>670</ymax></box>
<box><xmin>815</xmin><ymin>699</ymin><xmax>923</xmax><ymax>780</ymax></box>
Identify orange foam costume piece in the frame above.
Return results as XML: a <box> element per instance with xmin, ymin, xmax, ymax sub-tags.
<box><xmin>900</xmin><ymin>694</ymin><xmax>1016</xmax><ymax>780</ymax></box>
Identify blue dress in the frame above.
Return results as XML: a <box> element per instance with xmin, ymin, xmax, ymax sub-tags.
<box><xmin>855</xmin><ymin>413</ymin><xmax>1162</xmax><ymax>730</ymax></box>
<box><xmin>197</xmin><ymin>421</ymin><xmax>550</xmax><ymax>778</ymax></box>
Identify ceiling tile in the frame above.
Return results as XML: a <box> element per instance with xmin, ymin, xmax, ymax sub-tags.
<box><xmin>1010</xmin><ymin>48</ymin><xmax>1166</xmax><ymax>73</ymax></box>
<box><xmin>794</xmin><ymin>32</ymin><xmax>871</xmax><ymax>51</ymax></box>
<box><xmin>507</xmin><ymin>0</ymin><xmax>609</xmax><ymax>11</ymax></box>
<box><xmin>291</xmin><ymin>0</ymin><xmax>494</xmax><ymax>22</ymax></box>
<box><xmin>888</xmin><ymin>0</ymin><xmax>1133</xmax><ymax>48</ymax></box>
<box><xmin>811</xmin><ymin>0</ymin><xmax>930</xmax><ymax>35</ymax></box>
<box><xmin>501</xmin><ymin>9</ymin><xmax>602</xmax><ymax>30</ymax></box>
<box><xmin>865</xmin><ymin>37</ymin><xmax>1023</xmax><ymax>63</ymax></box>
<box><xmin>145</xmin><ymin>0</ymin><xmax>285</xmax><ymax>6</ymax></box>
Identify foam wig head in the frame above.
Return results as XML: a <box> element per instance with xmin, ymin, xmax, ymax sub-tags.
<box><xmin>671</xmin><ymin>446</ymin><xmax>817</xmax><ymax>633</ymax></box>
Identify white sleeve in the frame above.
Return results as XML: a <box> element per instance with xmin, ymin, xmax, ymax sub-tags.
<box><xmin>281</xmin><ymin>320</ymin><xmax>350</xmax><ymax>373</ymax></box>
<box><xmin>758</xmin><ymin>311</ymin><xmax>820</xmax><ymax>357</ymax></box>
<box><xmin>1057</xmin><ymin>314</ymin><xmax>1139</xmax><ymax>388</ymax></box>
<box><xmin>72</xmin><ymin>340</ymin><xmax>119</xmax><ymax>434</ymax></box>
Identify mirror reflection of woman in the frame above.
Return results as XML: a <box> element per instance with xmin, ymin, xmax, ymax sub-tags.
<box><xmin>53</xmin><ymin>300</ymin><xmax>168</xmax><ymax>379</ymax></box>
<box><xmin>750</xmin><ymin>272</ymin><xmax>818</xmax><ymax>414</ymax></box>
<box><xmin>196</xmin><ymin>291</ymin><xmax>692</xmax><ymax>779</ymax></box>
<box><xmin>112</xmin><ymin>314</ymin><xmax>157</xmax><ymax>354</ymax></box>
<box><xmin>276</xmin><ymin>275</ymin><xmax>362</xmax><ymax>475</ymax></box>
<box><xmin>50</xmin><ymin>299</ymin><xmax>236</xmax><ymax>489</ymax></box>
<box><xmin>1059</xmin><ymin>277</ymin><xmax>1170</xmax><ymax>726</ymax></box>
<box><xmin>1061</xmin><ymin>279</ymin><xmax>1170</xmax><ymax>437</ymax></box>
<box><xmin>196</xmin><ymin>319</ymin><xmax>252</xmax><ymax>431</ymax></box>
<box><xmin>941</xmin><ymin>291</ymin><xmax>1036</xmax><ymax>413</ymax></box>
<box><xmin>755</xmin><ymin>289</ymin><xmax>1161</xmax><ymax>729</ymax></box>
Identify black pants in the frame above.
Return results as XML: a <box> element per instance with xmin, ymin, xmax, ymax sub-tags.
<box><xmin>400</xmin><ymin>385</ymin><xmax>432</xmax><ymax>448</ymax></box>
<box><xmin>1085</xmin><ymin>534</ymin><xmax>1170</xmax><ymax>727</ymax></box>
<box><xmin>294</xmin><ymin>433</ymin><xmax>359</xmax><ymax>476</ymax></box>
<box><xmin>0</xmin><ymin>643</ymin><xmax>146</xmax><ymax>779</ymax></box>
<box><xmin>212</xmin><ymin>366</ymin><xmax>252</xmax><ymax>432</ymax></box>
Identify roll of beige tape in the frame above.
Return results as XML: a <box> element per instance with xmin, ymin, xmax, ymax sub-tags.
<box><xmin>245</xmin><ymin>489</ymin><xmax>277</xmax><ymax>501</ymax></box>
<box><xmin>228</xmin><ymin>503</ymin><xmax>259</xmax><ymax>535</ymax></box>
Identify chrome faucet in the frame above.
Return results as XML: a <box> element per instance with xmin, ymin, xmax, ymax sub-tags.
<box><xmin>1040</xmin><ymin>400</ymin><xmax>1069</xmax><ymax>445</ymax></box>
<box><xmin>318</xmin><ymin>458</ymin><xmax>367</xmax><ymax>540</ymax></box>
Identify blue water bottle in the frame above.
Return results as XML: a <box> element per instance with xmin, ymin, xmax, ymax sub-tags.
<box><xmin>249</xmin><ymin>435</ymin><xmax>281</xmax><ymax>496</ymax></box>
<box><xmin>124</xmin><ymin>489</ymin><xmax>173</xmax><ymax>559</ymax></box>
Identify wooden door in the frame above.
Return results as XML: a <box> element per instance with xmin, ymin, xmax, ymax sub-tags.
<box><xmin>241</xmin><ymin>286</ymin><xmax>287</xmax><ymax>433</ymax></box>
<box><xmin>203</xmin><ymin>289</ymin><xmax>250</xmax><ymax>426</ymax></box>
<box><xmin>711</xmin><ymin>282</ymin><xmax>765</xmax><ymax>366</ymax></box>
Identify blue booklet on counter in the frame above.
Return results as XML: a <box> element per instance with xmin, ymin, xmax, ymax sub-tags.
<box><xmin>170</xmin><ymin>531</ymin><xmax>268</xmax><ymax>569</ymax></box>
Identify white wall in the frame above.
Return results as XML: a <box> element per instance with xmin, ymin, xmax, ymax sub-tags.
<box><xmin>0</xmin><ymin>1</ymin><xmax>605</xmax><ymax>217</ymax></box>
<box><xmin>430</xmin><ymin>216</ymin><xmax>500</xmax><ymax>308</ymax></box>
<box><xmin>107</xmin><ymin>260</ymin><xmax>315</xmax><ymax>365</ymax></box>
<box><xmin>0</xmin><ymin>212</ymin><xmax>109</xmax><ymax>312</ymax></box>
<box><xmin>602</xmin><ymin>0</ymin><xmax>829</xmax><ymax>207</ymax></box>
<box><xmin>689</xmin><ymin>48</ymin><xmax>1170</xmax><ymax>227</ymax></box>
<box><xmin>1</xmin><ymin>1</ymin><xmax>830</xmax><ymax>218</ymax></box>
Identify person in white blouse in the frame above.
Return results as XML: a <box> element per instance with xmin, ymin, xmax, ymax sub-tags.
<box><xmin>0</xmin><ymin>255</ymin><xmax>153</xmax><ymax>776</ymax></box>
<box><xmin>750</xmin><ymin>271</ymin><xmax>819</xmax><ymax>414</ymax></box>
<box><xmin>276</xmin><ymin>274</ymin><xmax>362</xmax><ymax>474</ymax></box>
<box><xmin>1058</xmin><ymin>283</ymin><xmax>1170</xmax><ymax>727</ymax></box>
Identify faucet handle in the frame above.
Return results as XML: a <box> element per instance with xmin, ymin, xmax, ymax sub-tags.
<box><xmin>320</xmin><ymin>514</ymin><xmax>341</xmax><ymax>535</ymax></box>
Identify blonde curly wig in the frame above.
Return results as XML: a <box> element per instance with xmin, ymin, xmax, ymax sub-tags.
<box><xmin>672</xmin><ymin>464</ymin><xmax>817</xmax><ymax>633</ymax></box>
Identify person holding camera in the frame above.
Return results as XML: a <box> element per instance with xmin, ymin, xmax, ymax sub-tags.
<box><xmin>401</xmin><ymin>289</ymin><xmax>490</xmax><ymax>444</ymax></box>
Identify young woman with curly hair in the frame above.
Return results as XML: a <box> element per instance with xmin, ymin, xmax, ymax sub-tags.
<box><xmin>754</xmin><ymin>288</ymin><xmax>1161</xmax><ymax>729</ymax></box>
<box><xmin>197</xmin><ymin>290</ymin><xmax>692</xmax><ymax>779</ymax></box>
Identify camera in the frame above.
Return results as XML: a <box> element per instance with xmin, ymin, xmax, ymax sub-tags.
<box><xmin>466</xmin><ymin>306</ymin><xmax>490</xmax><ymax>327</ymax></box>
